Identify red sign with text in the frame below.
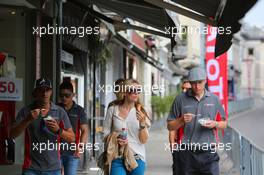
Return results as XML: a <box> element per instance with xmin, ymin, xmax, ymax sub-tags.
<box><xmin>205</xmin><ymin>26</ymin><xmax>228</xmax><ymax>120</ymax></box>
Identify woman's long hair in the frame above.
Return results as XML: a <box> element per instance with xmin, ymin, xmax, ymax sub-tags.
<box><xmin>120</xmin><ymin>79</ymin><xmax>151</xmax><ymax>121</ymax></box>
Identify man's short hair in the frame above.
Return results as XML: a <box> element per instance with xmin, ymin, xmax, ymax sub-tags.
<box><xmin>182</xmin><ymin>80</ymin><xmax>190</xmax><ymax>84</ymax></box>
<box><xmin>114</xmin><ymin>78</ymin><xmax>125</xmax><ymax>92</ymax></box>
<box><xmin>59</xmin><ymin>81</ymin><xmax>74</xmax><ymax>93</ymax></box>
<box><xmin>181</xmin><ymin>76</ymin><xmax>189</xmax><ymax>83</ymax></box>
<box><xmin>114</xmin><ymin>78</ymin><xmax>125</xmax><ymax>86</ymax></box>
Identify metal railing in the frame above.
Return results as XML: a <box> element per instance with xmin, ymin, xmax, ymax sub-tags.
<box><xmin>223</xmin><ymin>98</ymin><xmax>264</xmax><ymax>175</ymax></box>
<box><xmin>223</xmin><ymin>127</ymin><xmax>264</xmax><ymax>175</ymax></box>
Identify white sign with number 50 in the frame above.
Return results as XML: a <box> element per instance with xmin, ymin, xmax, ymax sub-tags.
<box><xmin>0</xmin><ymin>77</ymin><xmax>23</xmax><ymax>101</ymax></box>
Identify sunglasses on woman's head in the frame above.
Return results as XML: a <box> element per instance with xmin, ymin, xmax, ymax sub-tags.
<box><xmin>127</xmin><ymin>88</ymin><xmax>141</xmax><ymax>94</ymax></box>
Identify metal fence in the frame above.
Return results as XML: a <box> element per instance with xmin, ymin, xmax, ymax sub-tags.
<box><xmin>223</xmin><ymin>127</ymin><xmax>264</xmax><ymax>175</ymax></box>
<box><xmin>223</xmin><ymin>98</ymin><xmax>264</xmax><ymax>175</ymax></box>
<box><xmin>222</xmin><ymin>127</ymin><xmax>241</xmax><ymax>174</ymax></box>
<box><xmin>250</xmin><ymin>143</ymin><xmax>264</xmax><ymax>175</ymax></box>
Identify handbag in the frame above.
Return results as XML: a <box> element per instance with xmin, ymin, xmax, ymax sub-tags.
<box><xmin>97</xmin><ymin>105</ymin><xmax>115</xmax><ymax>170</ymax></box>
<box><xmin>97</xmin><ymin>150</ymin><xmax>107</xmax><ymax>169</ymax></box>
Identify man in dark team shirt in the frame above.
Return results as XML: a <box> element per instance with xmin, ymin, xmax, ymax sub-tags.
<box><xmin>58</xmin><ymin>81</ymin><xmax>89</xmax><ymax>175</ymax></box>
<box><xmin>167</xmin><ymin>67</ymin><xmax>227</xmax><ymax>175</ymax></box>
<box><xmin>10</xmin><ymin>78</ymin><xmax>75</xmax><ymax>175</ymax></box>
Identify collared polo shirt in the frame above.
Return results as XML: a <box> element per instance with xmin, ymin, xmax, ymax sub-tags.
<box><xmin>167</xmin><ymin>90</ymin><xmax>226</xmax><ymax>145</ymax></box>
<box><xmin>15</xmin><ymin>102</ymin><xmax>72</xmax><ymax>171</ymax></box>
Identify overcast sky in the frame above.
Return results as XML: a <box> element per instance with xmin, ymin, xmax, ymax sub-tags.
<box><xmin>242</xmin><ymin>0</ymin><xmax>264</xmax><ymax>28</ymax></box>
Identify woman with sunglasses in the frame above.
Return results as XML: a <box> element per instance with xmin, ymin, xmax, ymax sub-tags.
<box><xmin>104</xmin><ymin>79</ymin><xmax>151</xmax><ymax>175</ymax></box>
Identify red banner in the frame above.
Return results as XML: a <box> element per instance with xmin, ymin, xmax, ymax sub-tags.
<box><xmin>205</xmin><ymin>26</ymin><xmax>228</xmax><ymax>120</ymax></box>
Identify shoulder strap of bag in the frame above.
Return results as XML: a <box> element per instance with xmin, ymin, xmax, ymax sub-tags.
<box><xmin>110</xmin><ymin>105</ymin><xmax>116</xmax><ymax>132</ymax></box>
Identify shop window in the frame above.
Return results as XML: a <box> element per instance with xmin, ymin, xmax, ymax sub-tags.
<box><xmin>248</xmin><ymin>48</ymin><xmax>254</xmax><ymax>55</ymax></box>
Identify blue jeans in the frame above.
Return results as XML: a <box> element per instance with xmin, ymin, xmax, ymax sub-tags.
<box><xmin>110</xmin><ymin>158</ymin><xmax>145</xmax><ymax>175</ymax></box>
<box><xmin>61</xmin><ymin>155</ymin><xmax>80</xmax><ymax>175</ymax></box>
<box><xmin>22</xmin><ymin>169</ymin><xmax>60</xmax><ymax>175</ymax></box>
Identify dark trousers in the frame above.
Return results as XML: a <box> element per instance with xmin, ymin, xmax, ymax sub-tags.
<box><xmin>178</xmin><ymin>150</ymin><xmax>220</xmax><ymax>175</ymax></box>
<box><xmin>7</xmin><ymin>138</ymin><xmax>15</xmax><ymax>162</ymax></box>
<box><xmin>172</xmin><ymin>151</ymin><xmax>184</xmax><ymax>175</ymax></box>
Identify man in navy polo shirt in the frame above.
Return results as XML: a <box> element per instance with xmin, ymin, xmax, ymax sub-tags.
<box><xmin>10</xmin><ymin>78</ymin><xmax>75</xmax><ymax>175</ymax></box>
<box><xmin>167</xmin><ymin>67</ymin><xmax>227</xmax><ymax>175</ymax></box>
<box><xmin>58</xmin><ymin>81</ymin><xmax>89</xmax><ymax>175</ymax></box>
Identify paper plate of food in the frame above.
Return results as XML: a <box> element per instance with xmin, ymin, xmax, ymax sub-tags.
<box><xmin>43</xmin><ymin>115</ymin><xmax>53</xmax><ymax>121</ymax></box>
<box><xmin>198</xmin><ymin>117</ymin><xmax>210</xmax><ymax>125</ymax></box>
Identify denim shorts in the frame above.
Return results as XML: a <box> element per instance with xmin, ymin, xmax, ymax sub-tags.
<box><xmin>110</xmin><ymin>158</ymin><xmax>145</xmax><ymax>175</ymax></box>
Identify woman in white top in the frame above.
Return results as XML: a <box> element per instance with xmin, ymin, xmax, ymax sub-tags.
<box><xmin>104</xmin><ymin>79</ymin><xmax>150</xmax><ymax>175</ymax></box>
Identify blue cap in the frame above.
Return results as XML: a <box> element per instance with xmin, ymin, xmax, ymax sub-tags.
<box><xmin>188</xmin><ymin>67</ymin><xmax>206</xmax><ymax>82</ymax></box>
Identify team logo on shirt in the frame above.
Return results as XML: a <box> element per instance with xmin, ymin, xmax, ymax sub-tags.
<box><xmin>204</xmin><ymin>103</ymin><xmax>215</xmax><ymax>107</ymax></box>
<box><xmin>183</xmin><ymin>105</ymin><xmax>194</xmax><ymax>108</ymax></box>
